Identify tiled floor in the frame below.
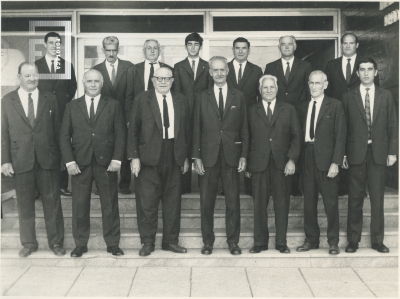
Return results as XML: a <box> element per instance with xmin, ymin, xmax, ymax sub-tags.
<box><xmin>2</xmin><ymin>266</ymin><xmax>398</xmax><ymax>297</ymax></box>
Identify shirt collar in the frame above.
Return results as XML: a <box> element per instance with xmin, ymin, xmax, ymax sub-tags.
<box><xmin>282</xmin><ymin>56</ymin><xmax>294</xmax><ymax>65</ymax></box>
<box><xmin>360</xmin><ymin>83</ymin><xmax>375</xmax><ymax>93</ymax></box>
<box><xmin>343</xmin><ymin>53</ymin><xmax>357</xmax><ymax>62</ymax></box>
<box><xmin>155</xmin><ymin>90</ymin><xmax>171</xmax><ymax>99</ymax></box>
<box><xmin>214</xmin><ymin>83</ymin><xmax>227</xmax><ymax>92</ymax></box>
<box><xmin>233</xmin><ymin>59</ymin><xmax>247</xmax><ymax>68</ymax></box>
<box><xmin>146</xmin><ymin>59</ymin><xmax>159</xmax><ymax>65</ymax></box>
<box><xmin>311</xmin><ymin>93</ymin><xmax>324</xmax><ymax>103</ymax></box>
<box><xmin>187</xmin><ymin>56</ymin><xmax>200</xmax><ymax>64</ymax></box>
<box><xmin>106</xmin><ymin>58</ymin><xmax>119</xmax><ymax>68</ymax></box>
<box><xmin>85</xmin><ymin>94</ymin><xmax>101</xmax><ymax>102</ymax></box>
<box><xmin>263</xmin><ymin>98</ymin><xmax>276</xmax><ymax>106</ymax></box>
<box><xmin>19</xmin><ymin>87</ymin><xmax>38</xmax><ymax>99</ymax></box>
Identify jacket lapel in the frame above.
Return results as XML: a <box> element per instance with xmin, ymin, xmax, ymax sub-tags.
<box><xmin>288</xmin><ymin>57</ymin><xmax>300</xmax><ymax>85</ymax></box>
<box><xmin>182</xmin><ymin>59</ymin><xmax>195</xmax><ymax>79</ymax></box>
<box><xmin>114</xmin><ymin>59</ymin><xmax>125</xmax><ymax>88</ymax></box>
<box><xmin>195</xmin><ymin>59</ymin><xmax>206</xmax><ymax>81</ymax></box>
<box><xmin>172</xmin><ymin>93</ymin><xmax>180</xmax><ymax>138</ymax></box>
<box><xmin>137</xmin><ymin>62</ymin><xmax>145</xmax><ymax>90</ymax></box>
<box><xmin>94</xmin><ymin>96</ymin><xmax>107</xmax><ymax>123</ymax></box>
<box><xmin>349</xmin><ymin>56</ymin><xmax>360</xmax><ymax>85</ymax></box>
<box><xmin>35</xmin><ymin>90</ymin><xmax>48</xmax><ymax>126</ymax></box>
<box><xmin>256</xmin><ymin>101</ymin><xmax>269</xmax><ymax>126</ymax></box>
<box><xmin>239</xmin><ymin>62</ymin><xmax>253</xmax><ymax>89</ymax></box>
<box><xmin>227</xmin><ymin>61</ymin><xmax>238</xmax><ymax>88</ymax></box>
<box><xmin>148</xmin><ymin>90</ymin><xmax>163</xmax><ymax>133</ymax></box>
<box><xmin>275</xmin><ymin>59</ymin><xmax>286</xmax><ymax>85</ymax></box>
<box><xmin>316</xmin><ymin>96</ymin><xmax>329</xmax><ymax>126</ymax></box>
<box><xmin>353</xmin><ymin>87</ymin><xmax>367</xmax><ymax>123</ymax></box>
<box><xmin>223</xmin><ymin>86</ymin><xmax>234</xmax><ymax>119</ymax></box>
<box><xmin>37</xmin><ymin>56</ymin><xmax>51</xmax><ymax>74</ymax></box>
<box><xmin>77</xmin><ymin>96</ymin><xmax>91</xmax><ymax>125</ymax></box>
<box><xmin>100</xmin><ymin>61</ymin><xmax>113</xmax><ymax>90</ymax></box>
<box><xmin>372</xmin><ymin>87</ymin><xmax>381</xmax><ymax>125</ymax></box>
<box><xmin>270</xmin><ymin>100</ymin><xmax>283</xmax><ymax>126</ymax></box>
<box><xmin>10</xmin><ymin>90</ymin><xmax>32</xmax><ymax>128</ymax></box>
<box><xmin>336</xmin><ymin>57</ymin><xmax>347</xmax><ymax>85</ymax></box>
<box><xmin>207</xmin><ymin>87</ymin><xmax>220</xmax><ymax>118</ymax></box>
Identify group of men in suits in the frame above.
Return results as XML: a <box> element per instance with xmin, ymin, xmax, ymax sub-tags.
<box><xmin>1</xmin><ymin>31</ymin><xmax>397</xmax><ymax>258</ymax></box>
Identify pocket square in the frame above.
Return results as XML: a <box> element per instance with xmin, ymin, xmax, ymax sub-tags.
<box><xmin>231</xmin><ymin>106</ymin><xmax>237</xmax><ymax>109</ymax></box>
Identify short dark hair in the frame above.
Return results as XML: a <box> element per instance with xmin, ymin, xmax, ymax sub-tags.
<box><xmin>233</xmin><ymin>37</ymin><xmax>250</xmax><ymax>48</ymax></box>
<box><xmin>341</xmin><ymin>33</ymin><xmax>358</xmax><ymax>44</ymax></box>
<box><xmin>44</xmin><ymin>32</ymin><xmax>62</xmax><ymax>44</ymax></box>
<box><xmin>356</xmin><ymin>57</ymin><xmax>377</xmax><ymax>71</ymax></box>
<box><xmin>18</xmin><ymin>62</ymin><xmax>38</xmax><ymax>74</ymax></box>
<box><xmin>185</xmin><ymin>32</ymin><xmax>203</xmax><ymax>47</ymax></box>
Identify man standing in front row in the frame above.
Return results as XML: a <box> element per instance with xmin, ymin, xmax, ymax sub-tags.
<box><xmin>246</xmin><ymin>75</ymin><xmax>301</xmax><ymax>254</ymax></box>
<box><xmin>173</xmin><ymin>32</ymin><xmax>213</xmax><ymax>194</ymax></box>
<box><xmin>128</xmin><ymin>67</ymin><xmax>190</xmax><ymax>256</ymax></box>
<box><xmin>2</xmin><ymin>63</ymin><xmax>65</xmax><ymax>257</ymax></box>
<box><xmin>342</xmin><ymin>58</ymin><xmax>397</xmax><ymax>254</ymax></box>
<box><xmin>61</xmin><ymin>69</ymin><xmax>126</xmax><ymax>257</ymax></box>
<box><xmin>192</xmin><ymin>56</ymin><xmax>248</xmax><ymax>255</ymax></box>
<box><xmin>296</xmin><ymin>71</ymin><xmax>346</xmax><ymax>255</ymax></box>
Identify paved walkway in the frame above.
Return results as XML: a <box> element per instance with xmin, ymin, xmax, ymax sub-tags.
<box><xmin>2</xmin><ymin>264</ymin><xmax>397</xmax><ymax>297</ymax></box>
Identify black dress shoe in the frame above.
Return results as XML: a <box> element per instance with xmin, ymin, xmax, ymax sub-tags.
<box><xmin>120</xmin><ymin>188</ymin><xmax>131</xmax><ymax>195</ymax></box>
<box><xmin>162</xmin><ymin>243</ymin><xmax>187</xmax><ymax>253</ymax></box>
<box><xmin>51</xmin><ymin>245</ymin><xmax>66</xmax><ymax>256</ymax></box>
<box><xmin>296</xmin><ymin>242</ymin><xmax>319</xmax><ymax>252</ymax></box>
<box><xmin>228</xmin><ymin>243</ymin><xmax>242</xmax><ymax>255</ymax></box>
<box><xmin>19</xmin><ymin>246</ymin><xmax>38</xmax><ymax>257</ymax></box>
<box><xmin>329</xmin><ymin>245</ymin><xmax>340</xmax><ymax>255</ymax></box>
<box><xmin>276</xmin><ymin>245</ymin><xmax>291</xmax><ymax>253</ymax></box>
<box><xmin>107</xmin><ymin>246</ymin><xmax>124</xmax><ymax>256</ymax></box>
<box><xmin>139</xmin><ymin>243</ymin><xmax>155</xmax><ymax>256</ymax></box>
<box><xmin>60</xmin><ymin>188</ymin><xmax>72</xmax><ymax>196</ymax></box>
<box><xmin>249</xmin><ymin>245</ymin><xmax>268</xmax><ymax>253</ymax></box>
<box><xmin>70</xmin><ymin>246</ymin><xmax>88</xmax><ymax>257</ymax></box>
<box><xmin>345</xmin><ymin>242</ymin><xmax>358</xmax><ymax>253</ymax></box>
<box><xmin>95</xmin><ymin>189</ymin><xmax>99</xmax><ymax>195</ymax></box>
<box><xmin>218</xmin><ymin>191</ymin><xmax>225</xmax><ymax>196</ymax></box>
<box><xmin>372</xmin><ymin>243</ymin><xmax>390</xmax><ymax>253</ymax></box>
<box><xmin>201</xmin><ymin>244</ymin><xmax>213</xmax><ymax>255</ymax></box>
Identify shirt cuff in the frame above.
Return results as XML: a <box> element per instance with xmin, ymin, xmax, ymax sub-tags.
<box><xmin>66</xmin><ymin>161</ymin><xmax>76</xmax><ymax>167</ymax></box>
<box><xmin>112</xmin><ymin>160</ymin><xmax>121</xmax><ymax>164</ymax></box>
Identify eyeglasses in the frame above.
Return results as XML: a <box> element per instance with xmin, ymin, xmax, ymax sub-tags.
<box><xmin>153</xmin><ymin>76</ymin><xmax>173</xmax><ymax>82</ymax></box>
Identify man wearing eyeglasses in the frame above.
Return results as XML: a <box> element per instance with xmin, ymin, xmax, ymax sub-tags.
<box><xmin>128</xmin><ymin>67</ymin><xmax>190</xmax><ymax>256</ymax></box>
<box><xmin>93</xmin><ymin>36</ymin><xmax>133</xmax><ymax>195</ymax></box>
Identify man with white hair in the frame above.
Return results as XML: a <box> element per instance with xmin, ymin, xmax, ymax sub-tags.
<box><xmin>245</xmin><ymin>74</ymin><xmax>301</xmax><ymax>254</ymax></box>
<box><xmin>296</xmin><ymin>70</ymin><xmax>346</xmax><ymax>255</ymax></box>
<box><xmin>60</xmin><ymin>69</ymin><xmax>126</xmax><ymax>257</ymax></box>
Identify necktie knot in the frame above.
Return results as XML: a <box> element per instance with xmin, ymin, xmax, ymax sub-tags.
<box><xmin>267</xmin><ymin>102</ymin><xmax>271</xmax><ymax>107</ymax></box>
<box><xmin>28</xmin><ymin>93</ymin><xmax>32</xmax><ymax>98</ymax></box>
<box><xmin>348</xmin><ymin>58</ymin><xmax>351</xmax><ymax>62</ymax></box>
<box><xmin>111</xmin><ymin>64</ymin><xmax>114</xmax><ymax>68</ymax></box>
<box><xmin>51</xmin><ymin>60</ymin><xmax>54</xmax><ymax>63</ymax></box>
<box><xmin>287</xmin><ymin>62</ymin><xmax>290</xmax><ymax>66</ymax></box>
<box><xmin>366</xmin><ymin>88</ymin><xmax>370</xmax><ymax>92</ymax></box>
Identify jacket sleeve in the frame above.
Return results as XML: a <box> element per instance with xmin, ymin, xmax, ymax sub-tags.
<box><xmin>181</xmin><ymin>94</ymin><xmax>191</xmax><ymax>159</ymax></box>
<box><xmin>127</xmin><ymin>94</ymin><xmax>141</xmax><ymax>159</ymax></box>
<box><xmin>387</xmin><ymin>92</ymin><xmax>398</xmax><ymax>156</ymax></box>
<box><xmin>341</xmin><ymin>93</ymin><xmax>349</xmax><ymax>157</ymax></box>
<box><xmin>191</xmin><ymin>92</ymin><xmax>202</xmax><ymax>159</ymax></box>
<box><xmin>51</xmin><ymin>95</ymin><xmax>61</xmax><ymax>150</ymax></box>
<box><xmin>60</xmin><ymin>102</ymin><xmax>75</xmax><ymax>164</ymax></box>
<box><xmin>125</xmin><ymin>65</ymin><xmax>135</xmax><ymax>119</ymax></box>
<box><xmin>332</xmin><ymin>101</ymin><xmax>347</xmax><ymax>165</ymax></box>
<box><xmin>112</xmin><ymin>101</ymin><xmax>127</xmax><ymax>161</ymax></box>
<box><xmin>1</xmin><ymin>97</ymin><xmax>11</xmax><ymax>165</ymax></box>
<box><xmin>287</xmin><ymin>105</ymin><xmax>302</xmax><ymax>163</ymax></box>
<box><xmin>239</xmin><ymin>95</ymin><xmax>249</xmax><ymax>159</ymax></box>
<box><xmin>68</xmin><ymin>63</ymin><xmax>77</xmax><ymax>101</ymax></box>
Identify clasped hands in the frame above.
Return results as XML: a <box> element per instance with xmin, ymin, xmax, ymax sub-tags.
<box><xmin>195</xmin><ymin>157</ymin><xmax>246</xmax><ymax>176</ymax></box>
<box><xmin>66</xmin><ymin>161</ymin><xmax>121</xmax><ymax>175</ymax></box>
<box><xmin>130</xmin><ymin>158</ymin><xmax>190</xmax><ymax>177</ymax></box>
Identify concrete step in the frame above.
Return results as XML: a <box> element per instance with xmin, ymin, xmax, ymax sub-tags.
<box><xmin>1</xmin><ymin>227</ymin><xmax>398</xmax><ymax>250</ymax></box>
<box><xmin>1</xmin><ymin>248</ymin><xmax>397</xmax><ymax>268</ymax></box>
<box><xmin>3</xmin><ymin>208</ymin><xmax>398</xmax><ymax>230</ymax></box>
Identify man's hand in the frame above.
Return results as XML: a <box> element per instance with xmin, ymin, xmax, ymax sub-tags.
<box><xmin>284</xmin><ymin>159</ymin><xmax>295</xmax><ymax>176</ymax></box>
<box><xmin>107</xmin><ymin>161</ymin><xmax>121</xmax><ymax>172</ymax></box>
<box><xmin>238</xmin><ymin>158</ymin><xmax>247</xmax><ymax>172</ymax></box>
<box><xmin>131</xmin><ymin>158</ymin><xmax>141</xmax><ymax>177</ymax></box>
<box><xmin>194</xmin><ymin>158</ymin><xmax>205</xmax><ymax>175</ymax></box>
<box><xmin>327</xmin><ymin>163</ymin><xmax>339</xmax><ymax>178</ymax></box>
<box><xmin>181</xmin><ymin>158</ymin><xmax>189</xmax><ymax>174</ymax></box>
<box><xmin>387</xmin><ymin>155</ymin><xmax>397</xmax><ymax>166</ymax></box>
<box><xmin>1</xmin><ymin>163</ymin><xmax>14</xmax><ymax>177</ymax></box>
<box><xmin>245</xmin><ymin>171</ymin><xmax>251</xmax><ymax>178</ymax></box>
<box><xmin>67</xmin><ymin>162</ymin><xmax>81</xmax><ymax>176</ymax></box>
<box><xmin>342</xmin><ymin>156</ymin><xmax>349</xmax><ymax>169</ymax></box>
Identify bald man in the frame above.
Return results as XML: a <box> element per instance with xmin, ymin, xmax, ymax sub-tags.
<box><xmin>60</xmin><ymin>69</ymin><xmax>126</xmax><ymax>257</ymax></box>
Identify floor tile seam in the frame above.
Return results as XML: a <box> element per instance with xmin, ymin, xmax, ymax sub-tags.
<box><xmin>126</xmin><ymin>267</ymin><xmax>138</xmax><ymax>296</ymax></box>
<box><xmin>244</xmin><ymin>268</ymin><xmax>254</xmax><ymax>297</ymax></box>
<box><xmin>64</xmin><ymin>266</ymin><xmax>85</xmax><ymax>297</ymax></box>
<box><xmin>3</xmin><ymin>265</ymin><xmax>32</xmax><ymax>296</ymax></box>
<box><xmin>298</xmin><ymin>268</ymin><xmax>315</xmax><ymax>297</ymax></box>
<box><xmin>351</xmin><ymin>268</ymin><xmax>377</xmax><ymax>297</ymax></box>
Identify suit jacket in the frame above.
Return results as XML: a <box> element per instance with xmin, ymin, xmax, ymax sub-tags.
<box><xmin>227</xmin><ymin>60</ymin><xmax>263</xmax><ymax>106</ymax></box>
<box><xmin>298</xmin><ymin>95</ymin><xmax>346</xmax><ymax>172</ymax></box>
<box><xmin>1</xmin><ymin>88</ymin><xmax>61</xmax><ymax>173</ymax></box>
<box><xmin>325</xmin><ymin>55</ymin><xmax>380</xmax><ymax>101</ymax></box>
<box><xmin>127</xmin><ymin>90</ymin><xmax>190</xmax><ymax>167</ymax></box>
<box><xmin>35</xmin><ymin>56</ymin><xmax>77</xmax><ymax>120</ymax></box>
<box><xmin>192</xmin><ymin>85</ymin><xmax>249</xmax><ymax>168</ymax></box>
<box><xmin>125</xmin><ymin>61</ymin><xmax>173</xmax><ymax>117</ymax></box>
<box><xmin>60</xmin><ymin>95</ymin><xmax>126</xmax><ymax>167</ymax></box>
<box><xmin>173</xmin><ymin>57</ymin><xmax>213</xmax><ymax>115</ymax></box>
<box><xmin>92</xmin><ymin>59</ymin><xmax>133</xmax><ymax>120</ymax></box>
<box><xmin>247</xmin><ymin>100</ymin><xmax>301</xmax><ymax>173</ymax></box>
<box><xmin>264</xmin><ymin>57</ymin><xmax>312</xmax><ymax>107</ymax></box>
<box><xmin>342</xmin><ymin>85</ymin><xmax>398</xmax><ymax>166</ymax></box>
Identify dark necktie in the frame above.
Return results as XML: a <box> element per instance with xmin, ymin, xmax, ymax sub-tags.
<box><xmin>346</xmin><ymin>58</ymin><xmax>351</xmax><ymax>84</ymax></box>
<box><xmin>192</xmin><ymin>60</ymin><xmax>196</xmax><ymax>79</ymax></box>
<box><xmin>27</xmin><ymin>93</ymin><xmax>35</xmax><ymax>127</ymax></box>
<box><xmin>163</xmin><ymin>95</ymin><xmax>170</xmax><ymax>139</ymax></box>
<box><xmin>90</xmin><ymin>98</ymin><xmax>95</xmax><ymax>124</ymax></box>
<box><xmin>51</xmin><ymin>60</ymin><xmax>55</xmax><ymax>73</ymax></box>
<box><xmin>310</xmin><ymin>100</ymin><xmax>317</xmax><ymax>140</ymax></box>
<box><xmin>238</xmin><ymin>63</ymin><xmax>242</xmax><ymax>84</ymax></box>
<box><xmin>267</xmin><ymin>102</ymin><xmax>272</xmax><ymax>123</ymax></box>
<box><xmin>365</xmin><ymin>88</ymin><xmax>372</xmax><ymax>139</ymax></box>
<box><xmin>148</xmin><ymin>63</ymin><xmax>155</xmax><ymax>90</ymax></box>
<box><xmin>285</xmin><ymin>62</ymin><xmax>290</xmax><ymax>83</ymax></box>
<box><xmin>111</xmin><ymin>64</ymin><xmax>116</xmax><ymax>87</ymax></box>
<box><xmin>219</xmin><ymin>88</ymin><xmax>224</xmax><ymax>118</ymax></box>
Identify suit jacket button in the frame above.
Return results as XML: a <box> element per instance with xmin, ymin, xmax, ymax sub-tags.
<box><xmin>270</xmin><ymin>139</ymin><xmax>272</xmax><ymax>141</ymax></box>
<box><xmin>53</xmin><ymin>91</ymin><xmax>56</xmax><ymax>94</ymax></box>
<box><xmin>286</xmin><ymin>93</ymin><xmax>288</xmax><ymax>95</ymax></box>
<box><xmin>92</xmin><ymin>133</ymin><xmax>95</xmax><ymax>136</ymax></box>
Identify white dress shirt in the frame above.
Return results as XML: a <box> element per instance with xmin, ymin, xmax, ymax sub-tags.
<box><xmin>213</xmin><ymin>83</ymin><xmax>228</xmax><ymax>108</ymax></box>
<box><xmin>360</xmin><ymin>84</ymin><xmax>375</xmax><ymax>143</ymax></box>
<box><xmin>144</xmin><ymin>60</ymin><xmax>160</xmax><ymax>91</ymax></box>
<box><xmin>155</xmin><ymin>90</ymin><xmax>175</xmax><ymax>139</ymax></box>
<box><xmin>342</xmin><ymin>54</ymin><xmax>357</xmax><ymax>79</ymax></box>
<box><xmin>105</xmin><ymin>58</ymin><xmax>119</xmax><ymax>81</ymax></box>
<box><xmin>233</xmin><ymin>59</ymin><xmax>247</xmax><ymax>84</ymax></box>
<box><xmin>305</xmin><ymin>94</ymin><xmax>324</xmax><ymax>142</ymax></box>
<box><xmin>18</xmin><ymin>87</ymin><xmax>39</xmax><ymax>117</ymax></box>
<box><xmin>187</xmin><ymin>56</ymin><xmax>200</xmax><ymax>78</ymax></box>
<box><xmin>262</xmin><ymin>98</ymin><xmax>276</xmax><ymax>115</ymax></box>
<box><xmin>281</xmin><ymin>56</ymin><xmax>294</xmax><ymax>72</ymax></box>
<box><xmin>45</xmin><ymin>54</ymin><xmax>59</xmax><ymax>73</ymax></box>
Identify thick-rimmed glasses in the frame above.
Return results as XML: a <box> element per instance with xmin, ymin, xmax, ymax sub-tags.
<box><xmin>153</xmin><ymin>76</ymin><xmax>173</xmax><ymax>82</ymax></box>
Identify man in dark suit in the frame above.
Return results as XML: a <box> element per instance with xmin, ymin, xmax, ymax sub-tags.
<box><xmin>227</xmin><ymin>37</ymin><xmax>263</xmax><ymax>196</ymax></box>
<box><xmin>342</xmin><ymin>58</ymin><xmax>398</xmax><ymax>254</ymax></box>
<box><xmin>60</xmin><ymin>69</ymin><xmax>126</xmax><ymax>257</ymax></box>
<box><xmin>193</xmin><ymin>56</ymin><xmax>248</xmax><ymax>255</ymax></box>
<box><xmin>1</xmin><ymin>62</ymin><xmax>65</xmax><ymax>257</ymax></box>
<box><xmin>125</xmin><ymin>39</ymin><xmax>173</xmax><ymax>117</ymax></box>
<box><xmin>35</xmin><ymin>31</ymin><xmax>77</xmax><ymax>197</ymax></box>
<box><xmin>325</xmin><ymin>33</ymin><xmax>380</xmax><ymax>196</ymax></box>
<box><xmin>92</xmin><ymin>36</ymin><xmax>133</xmax><ymax>195</ymax></box>
<box><xmin>264</xmin><ymin>35</ymin><xmax>312</xmax><ymax>196</ymax></box>
<box><xmin>296</xmin><ymin>71</ymin><xmax>346</xmax><ymax>255</ymax></box>
<box><xmin>245</xmin><ymin>75</ymin><xmax>301</xmax><ymax>254</ymax></box>
<box><xmin>128</xmin><ymin>67</ymin><xmax>190</xmax><ymax>256</ymax></box>
<box><xmin>173</xmin><ymin>32</ymin><xmax>213</xmax><ymax>194</ymax></box>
